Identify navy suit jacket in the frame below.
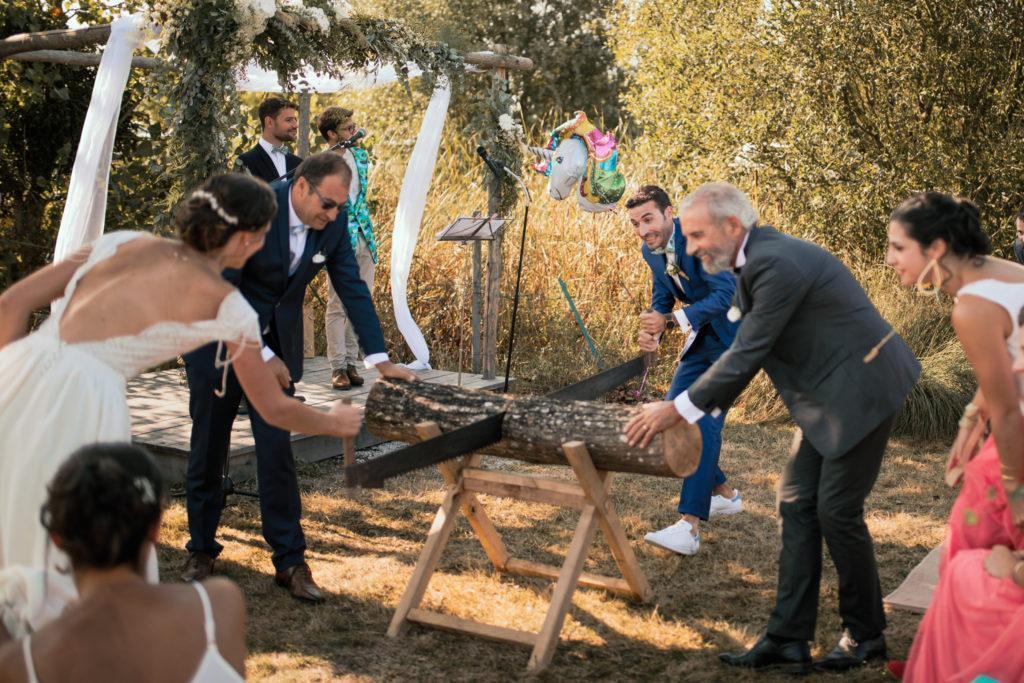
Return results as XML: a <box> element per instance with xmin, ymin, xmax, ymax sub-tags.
<box><xmin>228</xmin><ymin>179</ymin><xmax>386</xmax><ymax>381</ymax></box>
<box><xmin>236</xmin><ymin>144</ymin><xmax>302</xmax><ymax>184</ymax></box>
<box><xmin>641</xmin><ymin>218</ymin><xmax>739</xmax><ymax>346</ymax></box>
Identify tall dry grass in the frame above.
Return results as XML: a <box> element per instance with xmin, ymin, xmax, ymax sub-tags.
<box><xmin>305</xmin><ymin>86</ymin><xmax>971</xmax><ymax>440</ymax></box>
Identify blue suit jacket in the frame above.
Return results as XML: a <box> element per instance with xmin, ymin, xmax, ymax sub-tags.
<box><xmin>641</xmin><ymin>218</ymin><xmax>739</xmax><ymax>346</ymax></box>
<box><xmin>230</xmin><ymin>180</ymin><xmax>387</xmax><ymax>381</ymax></box>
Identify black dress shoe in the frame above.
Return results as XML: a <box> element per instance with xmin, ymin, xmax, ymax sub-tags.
<box><xmin>719</xmin><ymin>635</ymin><xmax>811</xmax><ymax>674</ymax></box>
<box><xmin>814</xmin><ymin>630</ymin><xmax>886</xmax><ymax>671</ymax></box>
<box><xmin>181</xmin><ymin>552</ymin><xmax>215</xmax><ymax>582</ymax></box>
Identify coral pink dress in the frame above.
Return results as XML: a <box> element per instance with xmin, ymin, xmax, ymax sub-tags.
<box><xmin>904</xmin><ymin>280</ymin><xmax>1024</xmax><ymax>682</ymax></box>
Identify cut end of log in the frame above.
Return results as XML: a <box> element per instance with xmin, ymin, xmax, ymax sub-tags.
<box><xmin>661</xmin><ymin>422</ymin><xmax>702</xmax><ymax>478</ymax></box>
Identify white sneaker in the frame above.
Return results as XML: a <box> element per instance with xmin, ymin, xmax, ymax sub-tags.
<box><xmin>709</xmin><ymin>490</ymin><xmax>743</xmax><ymax>518</ymax></box>
<box><xmin>644</xmin><ymin>519</ymin><xmax>700</xmax><ymax>555</ymax></box>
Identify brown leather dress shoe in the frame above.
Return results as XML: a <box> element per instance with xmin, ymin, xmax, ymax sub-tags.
<box><xmin>331</xmin><ymin>369</ymin><xmax>351</xmax><ymax>390</ymax></box>
<box><xmin>274</xmin><ymin>562</ymin><xmax>325</xmax><ymax>603</ymax></box>
<box><xmin>181</xmin><ymin>552</ymin><xmax>215</xmax><ymax>582</ymax></box>
<box><xmin>345</xmin><ymin>364</ymin><xmax>365</xmax><ymax>387</ymax></box>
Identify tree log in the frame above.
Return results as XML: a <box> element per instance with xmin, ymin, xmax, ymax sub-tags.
<box><xmin>9</xmin><ymin>50</ymin><xmax>161</xmax><ymax>69</ymax></box>
<box><xmin>365</xmin><ymin>380</ymin><xmax>701</xmax><ymax>478</ymax></box>
<box><xmin>0</xmin><ymin>25</ymin><xmax>113</xmax><ymax>58</ymax></box>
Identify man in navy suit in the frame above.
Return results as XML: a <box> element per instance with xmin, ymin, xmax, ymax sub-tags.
<box><xmin>182</xmin><ymin>153</ymin><xmax>415</xmax><ymax>601</ymax></box>
<box><xmin>235</xmin><ymin>96</ymin><xmax>303</xmax><ymax>183</ymax></box>
<box><xmin>627</xmin><ymin>185</ymin><xmax>742</xmax><ymax>556</ymax></box>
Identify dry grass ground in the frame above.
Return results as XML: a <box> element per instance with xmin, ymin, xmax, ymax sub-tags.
<box><xmin>157</xmin><ymin>422</ymin><xmax>950</xmax><ymax>682</ymax></box>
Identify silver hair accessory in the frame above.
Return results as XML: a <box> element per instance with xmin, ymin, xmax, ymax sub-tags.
<box><xmin>133</xmin><ymin>476</ymin><xmax>157</xmax><ymax>505</ymax></box>
<box><xmin>191</xmin><ymin>189</ymin><xmax>239</xmax><ymax>226</ymax></box>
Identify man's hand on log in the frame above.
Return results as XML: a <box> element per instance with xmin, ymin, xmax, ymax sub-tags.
<box><xmin>639</xmin><ymin>310</ymin><xmax>668</xmax><ymax>336</ymax></box>
<box><xmin>638</xmin><ymin>330</ymin><xmax>660</xmax><ymax>353</ymax></box>
<box><xmin>328</xmin><ymin>401</ymin><xmax>364</xmax><ymax>438</ymax></box>
<box><xmin>624</xmin><ymin>401</ymin><xmax>683</xmax><ymax>448</ymax></box>
<box><xmin>376</xmin><ymin>361</ymin><xmax>419</xmax><ymax>382</ymax></box>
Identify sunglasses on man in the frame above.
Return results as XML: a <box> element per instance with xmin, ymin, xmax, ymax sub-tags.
<box><xmin>308</xmin><ymin>182</ymin><xmax>344</xmax><ymax>211</ymax></box>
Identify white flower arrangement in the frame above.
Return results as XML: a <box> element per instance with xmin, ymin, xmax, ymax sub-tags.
<box><xmin>302</xmin><ymin>6</ymin><xmax>331</xmax><ymax>33</ymax></box>
<box><xmin>233</xmin><ymin>0</ymin><xmax>277</xmax><ymax>42</ymax></box>
<box><xmin>498</xmin><ymin>113</ymin><xmax>515</xmax><ymax>132</ymax></box>
<box><xmin>329</xmin><ymin>0</ymin><xmax>352</xmax><ymax>21</ymax></box>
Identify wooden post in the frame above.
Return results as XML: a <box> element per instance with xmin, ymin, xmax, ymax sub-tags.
<box><xmin>471</xmin><ymin>240</ymin><xmax>482</xmax><ymax>375</ymax></box>
<box><xmin>481</xmin><ymin>45</ymin><xmax>509</xmax><ymax>381</ymax></box>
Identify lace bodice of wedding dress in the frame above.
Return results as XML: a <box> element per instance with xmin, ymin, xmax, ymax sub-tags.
<box><xmin>40</xmin><ymin>230</ymin><xmax>261</xmax><ymax>378</ymax></box>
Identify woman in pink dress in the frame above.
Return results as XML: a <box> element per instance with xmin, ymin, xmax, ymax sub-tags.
<box><xmin>885</xmin><ymin>192</ymin><xmax>1024</xmax><ymax>680</ymax></box>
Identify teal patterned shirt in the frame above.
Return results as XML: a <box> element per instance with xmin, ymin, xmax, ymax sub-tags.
<box><xmin>347</xmin><ymin>147</ymin><xmax>377</xmax><ymax>263</ymax></box>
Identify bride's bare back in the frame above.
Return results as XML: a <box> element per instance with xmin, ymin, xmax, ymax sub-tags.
<box><xmin>57</xmin><ymin>236</ymin><xmax>234</xmax><ymax>345</ymax></box>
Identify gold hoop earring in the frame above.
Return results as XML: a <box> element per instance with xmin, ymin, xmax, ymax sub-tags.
<box><xmin>915</xmin><ymin>258</ymin><xmax>943</xmax><ymax>299</ymax></box>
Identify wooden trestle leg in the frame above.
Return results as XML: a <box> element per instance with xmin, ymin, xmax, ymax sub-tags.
<box><xmin>386</xmin><ymin>422</ymin><xmax>652</xmax><ymax>673</ymax></box>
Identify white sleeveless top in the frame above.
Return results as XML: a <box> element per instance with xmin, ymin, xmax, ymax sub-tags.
<box><xmin>957</xmin><ymin>279</ymin><xmax>1024</xmax><ymax>364</ymax></box>
<box><xmin>21</xmin><ymin>583</ymin><xmax>243</xmax><ymax>683</ymax></box>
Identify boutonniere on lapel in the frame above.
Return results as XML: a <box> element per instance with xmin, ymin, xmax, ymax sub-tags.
<box><xmin>312</xmin><ymin>251</ymin><xmax>326</xmax><ymax>264</ymax></box>
<box><xmin>726</xmin><ymin>292</ymin><xmax>742</xmax><ymax>322</ymax></box>
<box><xmin>661</xmin><ymin>232</ymin><xmax>689</xmax><ymax>280</ymax></box>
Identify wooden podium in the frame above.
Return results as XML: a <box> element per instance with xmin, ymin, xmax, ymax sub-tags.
<box><xmin>387</xmin><ymin>422</ymin><xmax>653</xmax><ymax>673</ymax></box>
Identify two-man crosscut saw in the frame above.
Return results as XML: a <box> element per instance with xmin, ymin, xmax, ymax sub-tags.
<box><xmin>345</xmin><ymin>355</ymin><xmax>645</xmax><ymax>488</ymax></box>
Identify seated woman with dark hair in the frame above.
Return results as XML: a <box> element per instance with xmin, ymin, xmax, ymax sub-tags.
<box><xmin>0</xmin><ymin>443</ymin><xmax>245</xmax><ymax>682</ymax></box>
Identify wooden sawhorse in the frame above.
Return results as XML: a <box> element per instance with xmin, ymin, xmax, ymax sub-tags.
<box><xmin>387</xmin><ymin>422</ymin><xmax>653</xmax><ymax>672</ymax></box>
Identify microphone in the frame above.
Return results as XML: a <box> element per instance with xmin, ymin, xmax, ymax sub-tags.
<box><xmin>339</xmin><ymin>128</ymin><xmax>367</xmax><ymax>148</ymax></box>
<box><xmin>476</xmin><ymin>145</ymin><xmax>504</xmax><ymax>179</ymax></box>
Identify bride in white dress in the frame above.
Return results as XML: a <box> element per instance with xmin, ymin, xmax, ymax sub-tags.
<box><xmin>0</xmin><ymin>173</ymin><xmax>363</xmax><ymax>637</ymax></box>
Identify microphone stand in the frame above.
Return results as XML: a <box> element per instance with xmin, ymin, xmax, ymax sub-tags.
<box><xmin>268</xmin><ymin>132</ymin><xmax>365</xmax><ymax>183</ymax></box>
<box><xmin>488</xmin><ymin>161</ymin><xmax>532</xmax><ymax>393</ymax></box>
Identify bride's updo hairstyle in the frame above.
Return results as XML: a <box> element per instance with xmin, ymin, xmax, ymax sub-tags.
<box><xmin>890</xmin><ymin>191</ymin><xmax>991</xmax><ymax>259</ymax></box>
<box><xmin>41</xmin><ymin>443</ymin><xmax>165</xmax><ymax>572</ymax></box>
<box><xmin>175</xmin><ymin>173</ymin><xmax>277</xmax><ymax>253</ymax></box>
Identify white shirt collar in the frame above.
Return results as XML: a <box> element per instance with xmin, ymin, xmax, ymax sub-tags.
<box><xmin>259</xmin><ymin>137</ymin><xmax>282</xmax><ymax>155</ymax></box>
<box><xmin>287</xmin><ymin>187</ymin><xmax>304</xmax><ymax>230</ymax></box>
<box><xmin>735</xmin><ymin>231</ymin><xmax>751</xmax><ymax>269</ymax></box>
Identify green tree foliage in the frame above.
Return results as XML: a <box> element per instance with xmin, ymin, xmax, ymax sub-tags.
<box><xmin>612</xmin><ymin>0</ymin><xmax>1024</xmax><ymax>256</ymax></box>
<box><xmin>364</xmin><ymin>0</ymin><xmax>625</xmax><ymax>127</ymax></box>
<box><xmin>0</xmin><ymin>0</ymin><xmax>171</xmax><ymax>289</ymax></box>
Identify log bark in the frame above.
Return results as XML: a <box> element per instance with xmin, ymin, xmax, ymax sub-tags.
<box><xmin>365</xmin><ymin>379</ymin><xmax>701</xmax><ymax>478</ymax></box>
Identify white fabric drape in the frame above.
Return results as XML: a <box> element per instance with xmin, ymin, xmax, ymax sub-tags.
<box><xmin>390</xmin><ymin>79</ymin><xmax>451</xmax><ymax>369</ymax></box>
<box><xmin>53</xmin><ymin>14</ymin><xmax>143</xmax><ymax>262</ymax></box>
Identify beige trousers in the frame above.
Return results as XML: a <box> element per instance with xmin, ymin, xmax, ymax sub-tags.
<box><xmin>325</xmin><ymin>236</ymin><xmax>376</xmax><ymax>370</ymax></box>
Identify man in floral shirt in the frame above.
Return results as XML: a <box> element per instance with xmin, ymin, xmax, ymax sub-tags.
<box><xmin>628</xmin><ymin>185</ymin><xmax>742</xmax><ymax>556</ymax></box>
<box><xmin>317</xmin><ymin>106</ymin><xmax>378</xmax><ymax>389</ymax></box>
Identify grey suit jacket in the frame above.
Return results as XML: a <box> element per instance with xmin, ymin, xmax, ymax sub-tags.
<box><xmin>688</xmin><ymin>226</ymin><xmax>920</xmax><ymax>458</ymax></box>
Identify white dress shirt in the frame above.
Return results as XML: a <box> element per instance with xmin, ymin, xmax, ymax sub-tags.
<box><xmin>259</xmin><ymin>137</ymin><xmax>287</xmax><ymax>178</ymax></box>
<box><xmin>341</xmin><ymin>148</ymin><xmax>360</xmax><ymax>202</ymax></box>
<box><xmin>672</xmin><ymin>231</ymin><xmax>751</xmax><ymax>422</ymax></box>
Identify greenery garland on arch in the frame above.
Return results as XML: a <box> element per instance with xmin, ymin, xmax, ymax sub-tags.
<box><xmin>148</xmin><ymin>0</ymin><xmax>467</xmax><ymax>200</ymax></box>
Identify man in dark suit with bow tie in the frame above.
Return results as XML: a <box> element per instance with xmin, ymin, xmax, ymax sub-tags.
<box><xmin>235</xmin><ymin>96</ymin><xmax>302</xmax><ymax>183</ymax></box>
<box><xmin>625</xmin><ymin>182</ymin><xmax>920</xmax><ymax>673</ymax></box>
<box><xmin>626</xmin><ymin>185</ymin><xmax>742</xmax><ymax>557</ymax></box>
<box><xmin>182</xmin><ymin>153</ymin><xmax>416</xmax><ymax>602</ymax></box>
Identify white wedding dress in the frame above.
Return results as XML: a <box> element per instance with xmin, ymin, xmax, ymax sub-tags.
<box><xmin>0</xmin><ymin>231</ymin><xmax>261</xmax><ymax>636</ymax></box>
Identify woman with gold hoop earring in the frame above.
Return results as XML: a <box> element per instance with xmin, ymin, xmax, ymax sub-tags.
<box><xmin>885</xmin><ymin>191</ymin><xmax>1024</xmax><ymax>681</ymax></box>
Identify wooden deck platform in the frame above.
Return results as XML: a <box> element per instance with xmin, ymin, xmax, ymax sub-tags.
<box><xmin>128</xmin><ymin>357</ymin><xmax>508</xmax><ymax>484</ymax></box>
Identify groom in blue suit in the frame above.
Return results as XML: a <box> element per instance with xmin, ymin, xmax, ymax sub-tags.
<box><xmin>627</xmin><ymin>185</ymin><xmax>742</xmax><ymax>556</ymax></box>
<box><xmin>183</xmin><ymin>153</ymin><xmax>415</xmax><ymax>600</ymax></box>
